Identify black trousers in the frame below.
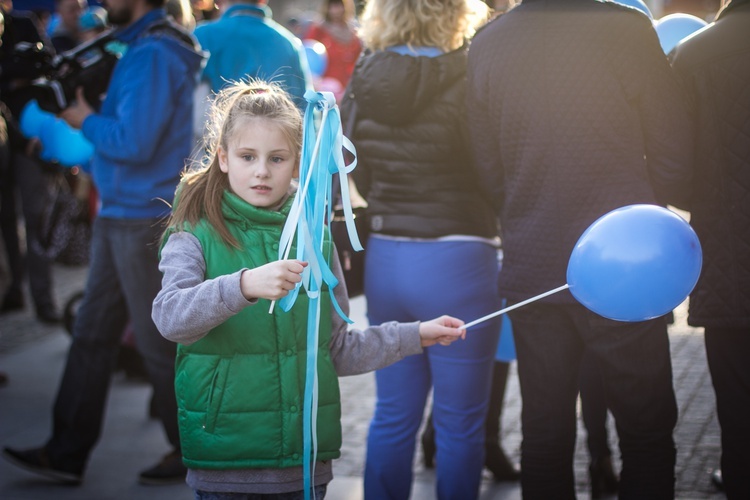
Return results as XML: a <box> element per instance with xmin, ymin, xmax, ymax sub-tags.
<box><xmin>705</xmin><ymin>327</ymin><xmax>750</xmax><ymax>500</ymax></box>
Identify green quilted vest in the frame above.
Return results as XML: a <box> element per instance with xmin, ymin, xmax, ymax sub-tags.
<box><xmin>174</xmin><ymin>191</ymin><xmax>342</xmax><ymax>469</ymax></box>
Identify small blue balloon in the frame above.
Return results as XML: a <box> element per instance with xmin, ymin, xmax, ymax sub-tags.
<box><xmin>611</xmin><ymin>0</ymin><xmax>653</xmax><ymax>19</ymax></box>
<box><xmin>303</xmin><ymin>39</ymin><xmax>328</xmax><ymax>78</ymax></box>
<box><xmin>567</xmin><ymin>205</ymin><xmax>702</xmax><ymax>322</ymax></box>
<box><xmin>53</xmin><ymin>121</ymin><xmax>94</xmax><ymax>167</ymax></box>
<box><xmin>654</xmin><ymin>13</ymin><xmax>708</xmax><ymax>54</ymax></box>
<box><xmin>37</xmin><ymin>117</ymin><xmax>94</xmax><ymax>167</ymax></box>
<box><xmin>19</xmin><ymin>100</ymin><xmax>55</xmax><ymax>139</ymax></box>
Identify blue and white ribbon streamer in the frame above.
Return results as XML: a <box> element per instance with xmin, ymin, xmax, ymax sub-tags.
<box><xmin>274</xmin><ymin>90</ymin><xmax>361</xmax><ymax>500</ymax></box>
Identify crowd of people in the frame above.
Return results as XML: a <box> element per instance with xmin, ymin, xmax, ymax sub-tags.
<box><xmin>0</xmin><ymin>0</ymin><xmax>747</xmax><ymax>499</ymax></box>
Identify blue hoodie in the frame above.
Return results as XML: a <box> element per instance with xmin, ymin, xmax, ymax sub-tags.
<box><xmin>194</xmin><ymin>3</ymin><xmax>312</xmax><ymax>109</ymax></box>
<box><xmin>82</xmin><ymin>9</ymin><xmax>206</xmax><ymax>219</ymax></box>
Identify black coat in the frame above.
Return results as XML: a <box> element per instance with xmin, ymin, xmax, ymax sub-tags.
<box><xmin>467</xmin><ymin>0</ymin><xmax>694</xmax><ymax>303</ymax></box>
<box><xmin>340</xmin><ymin>46</ymin><xmax>497</xmax><ymax>240</ymax></box>
<box><xmin>672</xmin><ymin>0</ymin><xmax>750</xmax><ymax>328</ymax></box>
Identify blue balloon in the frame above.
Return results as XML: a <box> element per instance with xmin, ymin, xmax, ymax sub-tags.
<box><xmin>303</xmin><ymin>39</ymin><xmax>328</xmax><ymax>78</ymax></box>
<box><xmin>38</xmin><ymin>117</ymin><xmax>94</xmax><ymax>167</ymax></box>
<box><xmin>53</xmin><ymin>121</ymin><xmax>94</xmax><ymax>167</ymax></box>
<box><xmin>654</xmin><ymin>13</ymin><xmax>708</xmax><ymax>54</ymax></box>
<box><xmin>19</xmin><ymin>100</ymin><xmax>55</xmax><ymax>139</ymax></box>
<box><xmin>567</xmin><ymin>205</ymin><xmax>702</xmax><ymax>322</ymax></box>
<box><xmin>611</xmin><ymin>0</ymin><xmax>653</xmax><ymax>19</ymax></box>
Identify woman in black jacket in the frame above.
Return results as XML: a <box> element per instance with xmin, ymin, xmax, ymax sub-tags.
<box><xmin>340</xmin><ymin>0</ymin><xmax>502</xmax><ymax>498</ymax></box>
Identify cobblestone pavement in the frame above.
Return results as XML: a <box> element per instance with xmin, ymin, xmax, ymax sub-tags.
<box><xmin>0</xmin><ymin>264</ymin><xmax>727</xmax><ymax>499</ymax></box>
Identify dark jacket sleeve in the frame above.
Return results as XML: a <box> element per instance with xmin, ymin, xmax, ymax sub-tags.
<box><xmin>621</xmin><ymin>19</ymin><xmax>694</xmax><ymax>210</ymax></box>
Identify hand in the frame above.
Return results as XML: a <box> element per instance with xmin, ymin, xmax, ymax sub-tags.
<box><xmin>25</xmin><ymin>138</ymin><xmax>41</xmax><ymax>157</ymax></box>
<box><xmin>59</xmin><ymin>87</ymin><xmax>94</xmax><ymax>129</ymax></box>
<box><xmin>240</xmin><ymin>260</ymin><xmax>308</xmax><ymax>301</ymax></box>
<box><xmin>418</xmin><ymin>315</ymin><xmax>466</xmax><ymax>347</ymax></box>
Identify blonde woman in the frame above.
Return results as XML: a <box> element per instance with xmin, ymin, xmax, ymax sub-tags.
<box><xmin>340</xmin><ymin>0</ymin><xmax>500</xmax><ymax>498</ymax></box>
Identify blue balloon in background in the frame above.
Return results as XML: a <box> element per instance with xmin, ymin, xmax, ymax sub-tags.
<box><xmin>654</xmin><ymin>13</ymin><xmax>708</xmax><ymax>54</ymax></box>
<box><xmin>567</xmin><ymin>205</ymin><xmax>702</xmax><ymax>322</ymax></box>
<box><xmin>303</xmin><ymin>39</ymin><xmax>328</xmax><ymax>78</ymax></box>
<box><xmin>52</xmin><ymin>120</ymin><xmax>94</xmax><ymax>167</ymax></box>
<box><xmin>19</xmin><ymin>100</ymin><xmax>55</xmax><ymax>138</ymax></box>
<box><xmin>611</xmin><ymin>0</ymin><xmax>653</xmax><ymax>19</ymax></box>
<box><xmin>38</xmin><ymin>117</ymin><xmax>94</xmax><ymax>167</ymax></box>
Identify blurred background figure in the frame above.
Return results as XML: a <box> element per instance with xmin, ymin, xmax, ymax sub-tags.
<box><xmin>672</xmin><ymin>0</ymin><xmax>750</xmax><ymax>497</ymax></box>
<box><xmin>0</xmin><ymin>0</ymin><xmax>60</xmax><ymax>324</ymax></box>
<box><xmin>77</xmin><ymin>5</ymin><xmax>107</xmax><ymax>42</ymax></box>
<box><xmin>49</xmin><ymin>0</ymin><xmax>84</xmax><ymax>51</ymax></box>
<box><xmin>166</xmin><ymin>0</ymin><xmax>195</xmax><ymax>30</ymax></box>
<box><xmin>303</xmin><ymin>0</ymin><xmax>360</xmax><ymax>96</ymax></box>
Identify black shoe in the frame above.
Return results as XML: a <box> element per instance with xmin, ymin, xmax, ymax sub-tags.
<box><xmin>589</xmin><ymin>455</ymin><xmax>618</xmax><ymax>499</ymax></box>
<box><xmin>711</xmin><ymin>468</ymin><xmax>724</xmax><ymax>491</ymax></box>
<box><xmin>1</xmin><ymin>290</ymin><xmax>24</xmax><ymax>313</ymax></box>
<box><xmin>2</xmin><ymin>446</ymin><xmax>83</xmax><ymax>485</ymax></box>
<box><xmin>139</xmin><ymin>449</ymin><xmax>187</xmax><ymax>485</ymax></box>
<box><xmin>485</xmin><ymin>442</ymin><xmax>520</xmax><ymax>481</ymax></box>
<box><xmin>36</xmin><ymin>305</ymin><xmax>61</xmax><ymax>324</ymax></box>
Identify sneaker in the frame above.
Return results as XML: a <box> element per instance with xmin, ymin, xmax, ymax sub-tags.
<box><xmin>138</xmin><ymin>449</ymin><xmax>186</xmax><ymax>485</ymax></box>
<box><xmin>2</xmin><ymin>446</ymin><xmax>83</xmax><ymax>485</ymax></box>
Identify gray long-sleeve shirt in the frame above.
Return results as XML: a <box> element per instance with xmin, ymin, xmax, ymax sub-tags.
<box><xmin>152</xmin><ymin>231</ymin><xmax>423</xmax><ymax>493</ymax></box>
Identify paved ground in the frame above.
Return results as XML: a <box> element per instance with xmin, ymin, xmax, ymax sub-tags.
<box><xmin>0</xmin><ymin>263</ymin><xmax>727</xmax><ymax>499</ymax></box>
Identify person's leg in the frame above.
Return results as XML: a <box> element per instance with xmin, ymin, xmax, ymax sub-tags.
<box><xmin>484</xmin><ymin>360</ymin><xmax>520</xmax><ymax>481</ymax></box>
<box><xmin>411</xmin><ymin>240</ymin><xmax>500</xmax><ymax>499</ymax></box>
<box><xmin>45</xmin><ymin>217</ymin><xmax>130</xmax><ymax>473</ymax></box>
<box><xmin>108</xmin><ymin>218</ymin><xmax>180</xmax><ymax>451</ymax></box>
<box><xmin>13</xmin><ymin>153</ymin><xmax>57</xmax><ymax>319</ymax></box>
<box><xmin>582</xmin><ymin>310</ymin><xmax>677</xmax><ymax>500</ymax></box>
<box><xmin>705</xmin><ymin>327</ymin><xmax>750</xmax><ymax>500</ymax></box>
<box><xmin>0</xmin><ymin>155</ymin><xmax>24</xmax><ymax>311</ymax></box>
<box><xmin>510</xmin><ymin>303</ymin><xmax>582</xmax><ymax>500</ymax></box>
<box><xmin>363</xmin><ymin>237</ymin><xmax>431</xmax><ymax>500</ymax></box>
<box><xmin>579</xmin><ymin>350</ymin><xmax>618</xmax><ymax>498</ymax></box>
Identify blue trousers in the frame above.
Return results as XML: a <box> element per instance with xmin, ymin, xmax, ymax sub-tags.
<box><xmin>363</xmin><ymin>237</ymin><xmax>501</xmax><ymax>500</ymax></box>
<box><xmin>510</xmin><ymin>302</ymin><xmax>677</xmax><ymax>500</ymax></box>
<box><xmin>46</xmin><ymin>217</ymin><xmax>179</xmax><ymax>472</ymax></box>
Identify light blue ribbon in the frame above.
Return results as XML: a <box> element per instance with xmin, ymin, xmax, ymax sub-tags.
<box><xmin>275</xmin><ymin>90</ymin><xmax>361</xmax><ymax>500</ymax></box>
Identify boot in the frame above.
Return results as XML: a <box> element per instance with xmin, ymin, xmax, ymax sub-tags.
<box><xmin>485</xmin><ymin>361</ymin><xmax>520</xmax><ymax>481</ymax></box>
<box><xmin>421</xmin><ymin>412</ymin><xmax>436</xmax><ymax>468</ymax></box>
<box><xmin>589</xmin><ymin>455</ymin><xmax>619</xmax><ymax>499</ymax></box>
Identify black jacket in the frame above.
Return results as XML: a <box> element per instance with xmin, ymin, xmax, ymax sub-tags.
<box><xmin>340</xmin><ymin>46</ymin><xmax>497</xmax><ymax>239</ymax></box>
<box><xmin>672</xmin><ymin>0</ymin><xmax>750</xmax><ymax>328</ymax></box>
<box><xmin>467</xmin><ymin>0</ymin><xmax>693</xmax><ymax>303</ymax></box>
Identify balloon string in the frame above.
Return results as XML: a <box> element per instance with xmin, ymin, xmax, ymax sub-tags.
<box><xmin>463</xmin><ymin>284</ymin><xmax>570</xmax><ymax>329</ymax></box>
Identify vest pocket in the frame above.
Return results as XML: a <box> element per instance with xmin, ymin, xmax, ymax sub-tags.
<box><xmin>204</xmin><ymin>357</ymin><xmax>230</xmax><ymax>434</ymax></box>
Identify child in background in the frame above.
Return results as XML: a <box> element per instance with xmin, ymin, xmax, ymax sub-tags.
<box><xmin>151</xmin><ymin>80</ymin><xmax>466</xmax><ymax>499</ymax></box>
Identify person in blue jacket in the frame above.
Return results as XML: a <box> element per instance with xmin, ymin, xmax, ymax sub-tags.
<box><xmin>194</xmin><ymin>0</ymin><xmax>312</xmax><ymax>109</ymax></box>
<box><xmin>2</xmin><ymin>0</ymin><xmax>206</xmax><ymax>486</ymax></box>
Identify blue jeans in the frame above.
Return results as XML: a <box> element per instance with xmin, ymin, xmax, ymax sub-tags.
<box><xmin>194</xmin><ymin>484</ymin><xmax>328</xmax><ymax>500</ymax></box>
<box><xmin>510</xmin><ymin>302</ymin><xmax>677</xmax><ymax>500</ymax></box>
<box><xmin>363</xmin><ymin>237</ymin><xmax>501</xmax><ymax>500</ymax></box>
<box><xmin>46</xmin><ymin>217</ymin><xmax>179</xmax><ymax>472</ymax></box>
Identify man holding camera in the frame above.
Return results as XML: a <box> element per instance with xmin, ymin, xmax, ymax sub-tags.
<box><xmin>2</xmin><ymin>0</ymin><xmax>205</xmax><ymax>486</ymax></box>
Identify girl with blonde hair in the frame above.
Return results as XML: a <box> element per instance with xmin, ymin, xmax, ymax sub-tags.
<box><xmin>153</xmin><ymin>80</ymin><xmax>467</xmax><ymax>499</ymax></box>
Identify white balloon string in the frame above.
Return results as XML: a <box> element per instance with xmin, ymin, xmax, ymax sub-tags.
<box><xmin>463</xmin><ymin>284</ymin><xmax>570</xmax><ymax>329</ymax></box>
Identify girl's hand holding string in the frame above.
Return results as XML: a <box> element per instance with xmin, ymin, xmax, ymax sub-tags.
<box><xmin>241</xmin><ymin>260</ymin><xmax>308</xmax><ymax>301</ymax></box>
<box><xmin>418</xmin><ymin>316</ymin><xmax>467</xmax><ymax>347</ymax></box>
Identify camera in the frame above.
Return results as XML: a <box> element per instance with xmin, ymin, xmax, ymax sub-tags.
<box><xmin>29</xmin><ymin>30</ymin><xmax>126</xmax><ymax>114</ymax></box>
